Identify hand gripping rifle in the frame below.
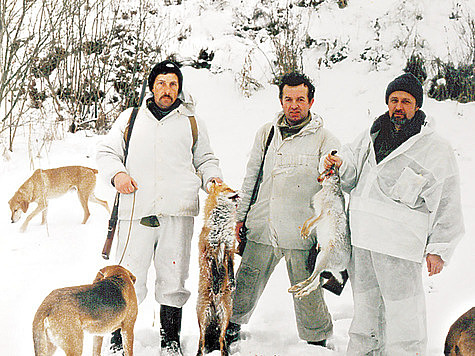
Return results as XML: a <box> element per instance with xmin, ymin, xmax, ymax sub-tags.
<box><xmin>102</xmin><ymin>79</ymin><xmax>147</xmax><ymax>260</ymax></box>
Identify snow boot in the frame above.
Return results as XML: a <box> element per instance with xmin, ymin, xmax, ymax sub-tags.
<box><xmin>308</xmin><ymin>339</ymin><xmax>327</xmax><ymax>347</ymax></box>
<box><xmin>110</xmin><ymin>328</ymin><xmax>124</xmax><ymax>354</ymax></box>
<box><xmin>225</xmin><ymin>322</ymin><xmax>241</xmax><ymax>346</ymax></box>
<box><xmin>160</xmin><ymin>305</ymin><xmax>183</xmax><ymax>356</ymax></box>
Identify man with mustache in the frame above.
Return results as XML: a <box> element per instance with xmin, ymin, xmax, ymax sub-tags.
<box><xmin>97</xmin><ymin>60</ymin><xmax>223</xmax><ymax>356</ymax></box>
<box><xmin>323</xmin><ymin>73</ymin><xmax>464</xmax><ymax>355</ymax></box>
<box><xmin>226</xmin><ymin>72</ymin><xmax>339</xmax><ymax>349</ymax></box>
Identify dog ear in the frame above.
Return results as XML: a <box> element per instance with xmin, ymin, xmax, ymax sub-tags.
<box><xmin>128</xmin><ymin>271</ymin><xmax>136</xmax><ymax>284</ymax></box>
<box><xmin>20</xmin><ymin>200</ymin><xmax>29</xmax><ymax>213</ymax></box>
<box><xmin>93</xmin><ymin>268</ymin><xmax>106</xmax><ymax>283</ymax></box>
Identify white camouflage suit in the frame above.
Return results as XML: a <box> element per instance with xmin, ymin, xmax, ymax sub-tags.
<box><xmin>96</xmin><ymin>91</ymin><xmax>222</xmax><ymax>307</ymax></box>
<box><xmin>231</xmin><ymin>112</ymin><xmax>340</xmax><ymax>342</ymax></box>
<box><xmin>337</xmin><ymin>117</ymin><xmax>464</xmax><ymax>355</ymax></box>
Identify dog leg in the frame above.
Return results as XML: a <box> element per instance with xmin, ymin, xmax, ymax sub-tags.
<box><xmin>41</xmin><ymin>207</ymin><xmax>48</xmax><ymax>225</ymax></box>
<box><xmin>90</xmin><ymin>193</ymin><xmax>111</xmax><ymax>213</ymax></box>
<box><xmin>92</xmin><ymin>335</ymin><xmax>103</xmax><ymax>356</ymax></box>
<box><xmin>76</xmin><ymin>190</ymin><xmax>91</xmax><ymax>224</ymax></box>
<box><xmin>57</xmin><ymin>330</ymin><xmax>84</xmax><ymax>356</ymax></box>
<box><xmin>121</xmin><ymin>325</ymin><xmax>135</xmax><ymax>356</ymax></box>
<box><xmin>21</xmin><ymin>203</ymin><xmax>46</xmax><ymax>232</ymax></box>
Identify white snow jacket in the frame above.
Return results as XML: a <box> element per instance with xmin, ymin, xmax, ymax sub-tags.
<box><xmin>96</xmin><ymin>91</ymin><xmax>222</xmax><ymax>219</ymax></box>
<box><xmin>238</xmin><ymin>112</ymin><xmax>340</xmax><ymax>250</ymax></box>
<box><xmin>338</xmin><ymin>116</ymin><xmax>464</xmax><ymax>263</ymax></box>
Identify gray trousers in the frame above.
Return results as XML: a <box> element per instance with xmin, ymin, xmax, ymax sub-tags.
<box><xmin>230</xmin><ymin>240</ymin><xmax>333</xmax><ymax>342</ymax></box>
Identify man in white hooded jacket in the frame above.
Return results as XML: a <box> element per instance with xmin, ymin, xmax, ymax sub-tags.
<box><xmin>323</xmin><ymin>73</ymin><xmax>464</xmax><ymax>355</ymax></box>
<box><xmin>97</xmin><ymin>60</ymin><xmax>222</xmax><ymax>356</ymax></box>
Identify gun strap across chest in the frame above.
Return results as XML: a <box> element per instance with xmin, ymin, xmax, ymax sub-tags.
<box><xmin>242</xmin><ymin>126</ymin><xmax>275</xmax><ymax>224</ymax></box>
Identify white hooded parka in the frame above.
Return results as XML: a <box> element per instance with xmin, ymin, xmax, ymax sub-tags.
<box><xmin>96</xmin><ymin>92</ymin><xmax>222</xmax><ymax>220</ymax></box>
<box><xmin>338</xmin><ymin>117</ymin><xmax>464</xmax><ymax>263</ymax></box>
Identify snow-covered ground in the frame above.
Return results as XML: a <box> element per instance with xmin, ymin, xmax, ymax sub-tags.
<box><xmin>1</xmin><ymin>66</ymin><xmax>474</xmax><ymax>355</ymax></box>
<box><xmin>1</xmin><ymin>1</ymin><xmax>474</xmax><ymax>355</ymax></box>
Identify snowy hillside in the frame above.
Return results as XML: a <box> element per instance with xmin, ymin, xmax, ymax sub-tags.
<box><xmin>1</xmin><ymin>1</ymin><xmax>474</xmax><ymax>355</ymax></box>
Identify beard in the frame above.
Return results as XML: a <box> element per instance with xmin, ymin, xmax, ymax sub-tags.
<box><xmin>390</xmin><ymin>112</ymin><xmax>408</xmax><ymax>126</ymax></box>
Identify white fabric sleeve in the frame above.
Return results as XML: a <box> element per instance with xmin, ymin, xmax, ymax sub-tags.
<box><xmin>96</xmin><ymin>108</ymin><xmax>133</xmax><ymax>186</ymax></box>
<box><xmin>192</xmin><ymin>117</ymin><xmax>223</xmax><ymax>191</ymax></box>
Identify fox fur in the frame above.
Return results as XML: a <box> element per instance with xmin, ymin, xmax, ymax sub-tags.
<box><xmin>196</xmin><ymin>182</ymin><xmax>239</xmax><ymax>356</ymax></box>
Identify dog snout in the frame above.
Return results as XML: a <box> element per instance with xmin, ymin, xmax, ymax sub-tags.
<box><xmin>11</xmin><ymin>210</ymin><xmax>21</xmax><ymax>223</ymax></box>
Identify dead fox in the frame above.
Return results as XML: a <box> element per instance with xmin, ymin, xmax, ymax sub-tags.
<box><xmin>196</xmin><ymin>182</ymin><xmax>239</xmax><ymax>356</ymax></box>
<box><xmin>289</xmin><ymin>163</ymin><xmax>350</xmax><ymax>298</ymax></box>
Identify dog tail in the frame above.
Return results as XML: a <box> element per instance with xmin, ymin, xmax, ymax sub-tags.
<box><xmin>32</xmin><ymin>308</ymin><xmax>53</xmax><ymax>355</ymax></box>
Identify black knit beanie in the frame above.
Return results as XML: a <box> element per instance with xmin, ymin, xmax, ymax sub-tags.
<box><xmin>148</xmin><ymin>60</ymin><xmax>183</xmax><ymax>94</ymax></box>
<box><xmin>385</xmin><ymin>73</ymin><xmax>423</xmax><ymax>108</ymax></box>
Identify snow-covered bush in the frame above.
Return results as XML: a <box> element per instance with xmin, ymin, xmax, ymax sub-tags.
<box><xmin>428</xmin><ymin>60</ymin><xmax>475</xmax><ymax>103</ymax></box>
<box><xmin>404</xmin><ymin>53</ymin><xmax>427</xmax><ymax>85</ymax></box>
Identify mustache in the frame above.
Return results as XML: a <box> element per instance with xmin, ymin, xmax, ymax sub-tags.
<box><xmin>160</xmin><ymin>94</ymin><xmax>173</xmax><ymax>100</ymax></box>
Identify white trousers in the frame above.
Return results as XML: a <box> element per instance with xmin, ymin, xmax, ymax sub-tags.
<box><xmin>347</xmin><ymin>247</ymin><xmax>427</xmax><ymax>356</ymax></box>
<box><xmin>116</xmin><ymin>216</ymin><xmax>194</xmax><ymax>307</ymax></box>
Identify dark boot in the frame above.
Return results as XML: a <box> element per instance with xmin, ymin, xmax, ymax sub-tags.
<box><xmin>225</xmin><ymin>322</ymin><xmax>241</xmax><ymax>346</ymax></box>
<box><xmin>160</xmin><ymin>305</ymin><xmax>183</xmax><ymax>356</ymax></box>
<box><xmin>110</xmin><ymin>328</ymin><xmax>124</xmax><ymax>354</ymax></box>
<box><xmin>308</xmin><ymin>339</ymin><xmax>327</xmax><ymax>347</ymax></box>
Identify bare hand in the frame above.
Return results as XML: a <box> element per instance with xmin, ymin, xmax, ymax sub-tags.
<box><xmin>324</xmin><ymin>153</ymin><xmax>342</xmax><ymax>170</ymax></box>
<box><xmin>426</xmin><ymin>254</ymin><xmax>444</xmax><ymax>276</ymax></box>
<box><xmin>113</xmin><ymin>172</ymin><xmax>138</xmax><ymax>194</ymax></box>
<box><xmin>235</xmin><ymin>221</ymin><xmax>244</xmax><ymax>243</ymax></box>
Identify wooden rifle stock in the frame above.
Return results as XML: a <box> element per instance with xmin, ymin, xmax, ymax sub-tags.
<box><xmin>102</xmin><ymin>193</ymin><xmax>119</xmax><ymax>260</ymax></box>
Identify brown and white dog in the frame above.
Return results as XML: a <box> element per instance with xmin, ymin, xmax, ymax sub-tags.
<box><xmin>9</xmin><ymin>166</ymin><xmax>110</xmax><ymax>232</ymax></box>
<box><xmin>32</xmin><ymin>265</ymin><xmax>137</xmax><ymax>356</ymax></box>
<box><xmin>444</xmin><ymin>307</ymin><xmax>475</xmax><ymax>356</ymax></box>
<box><xmin>197</xmin><ymin>182</ymin><xmax>239</xmax><ymax>356</ymax></box>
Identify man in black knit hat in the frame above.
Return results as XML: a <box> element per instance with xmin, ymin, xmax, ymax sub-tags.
<box><xmin>97</xmin><ymin>60</ymin><xmax>223</xmax><ymax>356</ymax></box>
<box><xmin>323</xmin><ymin>72</ymin><xmax>464</xmax><ymax>355</ymax></box>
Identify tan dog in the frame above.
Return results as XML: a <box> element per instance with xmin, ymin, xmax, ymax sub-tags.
<box><xmin>9</xmin><ymin>166</ymin><xmax>110</xmax><ymax>232</ymax></box>
<box><xmin>197</xmin><ymin>182</ymin><xmax>239</xmax><ymax>356</ymax></box>
<box><xmin>32</xmin><ymin>265</ymin><xmax>137</xmax><ymax>356</ymax></box>
<box><xmin>444</xmin><ymin>307</ymin><xmax>475</xmax><ymax>356</ymax></box>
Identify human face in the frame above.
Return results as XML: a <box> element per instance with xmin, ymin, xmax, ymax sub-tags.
<box><xmin>280</xmin><ymin>84</ymin><xmax>314</xmax><ymax>125</ymax></box>
<box><xmin>388</xmin><ymin>91</ymin><xmax>419</xmax><ymax>129</ymax></box>
<box><xmin>152</xmin><ymin>73</ymin><xmax>179</xmax><ymax>109</ymax></box>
